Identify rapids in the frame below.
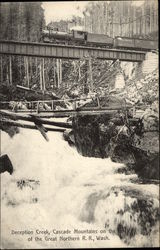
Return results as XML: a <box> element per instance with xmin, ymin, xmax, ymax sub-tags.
<box><xmin>1</xmin><ymin>124</ymin><xmax>159</xmax><ymax>248</ymax></box>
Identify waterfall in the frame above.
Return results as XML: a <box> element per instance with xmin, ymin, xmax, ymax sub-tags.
<box><xmin>1</xmin><ymin>127</ymin><xmax>159</xmax><ymax>248</ymax></box>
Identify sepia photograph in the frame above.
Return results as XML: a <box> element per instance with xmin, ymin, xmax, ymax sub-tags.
<box><xmin>0</xmin><ymin>0</ymin><xmax>159</xmax><ymax>248</ymax></box>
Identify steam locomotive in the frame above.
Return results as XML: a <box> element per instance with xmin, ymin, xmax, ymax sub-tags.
<box><xmin>41</xmin><ymin>28</ymin><xmax>158</xmax><ymax>51</ymax></box>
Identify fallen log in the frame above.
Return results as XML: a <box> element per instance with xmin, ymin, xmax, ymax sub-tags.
<box><xmin>0</xmin><ymin>110</ymin><xmax>72</xmax><ymax>129</ymax></box>
<box><xmin>0</xmin><ymin>119</ymin><xmax>66</xmax><ymax>132</ymax></box>
<box><xmin>30</xmin><ymin>115</ymin><xmax>49</xmax><ymax>141</ymax></box>
<box><xmin>16</xmin><ymin>85</ymin><xmax>60</xmax><ymax>100</ymax></box>
<box><xmin>30</xmin><ymin>114</ymin><xmax>72</xmax><ymax>129</ymax></box>
<box><xmin>2</xmin><ymin>109</ymin><xmax>123</xmax><ymax>118</ymax></box>
<box><xmin>34</xmin><ymin>122</ymin><xmax>49</xmax><ymax>141</ymax></box>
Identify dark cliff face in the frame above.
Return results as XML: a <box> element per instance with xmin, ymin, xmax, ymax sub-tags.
<box><xmin>72</xmin><ymin>114</ymin><xmax>116</xmax><ymax>158</ymax></box>
<box><xmin>72</xmin><ymin>113</ymin><xmax>159</xmax><ymax>180</ymax></box>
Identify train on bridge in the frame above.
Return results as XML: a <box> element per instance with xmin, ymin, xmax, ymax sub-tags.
<box><xmin>41</xmin><ymin>28</ymin><xmax>158</xmax><ymax>51</ymax></box>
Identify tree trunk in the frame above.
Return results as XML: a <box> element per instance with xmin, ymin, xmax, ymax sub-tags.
<box><xmin>78</xmin><ymin>61</ymin><xmax>81</xmax><ymax>81</ymax></box>
<box><xmin>9</xmin><ymin>55</ymin><xmax>12</xmax><ymax>85</ymax></box>
<box><xmin>6</xmin><ymin>62</ymin><xmax>9</xmax><ymax>85</ymax></box>
<box><xmin>56</xmin><ymin>59</ymin><xmax>60</xmax><ymax>88</ymax></box>
<box><xmin>150</xmin><ymin>4</ymin><xmax>152</xmax><ymax>33</ymax></box>
<box><xmin>24</xmin><ymin>57</ymin><xmax>26</xmax><ymax>86</ymax></box>
<box><xmin>36</xmin><ymin>57</ymin><xmax>38</xmax><ymax>76</ymax></box>
<box><xmin>59</xmin><ymin>59</ymin><xmax>62</xmax><ymax>87</ymax></box>
<box><xmin>39</xmin><ymin>60</ymin><xmax>43</xmax><ymax>91</ymax></box>
<box><xmin>26</xmin><ymin>57</ymin><xmax>29</xmax><ymax>88</ymax></box>
<box><xmin>0</xmin><ymin>55</ymin><xmax>3</xmax><ymax>83</ymax></box>
<box><xmin>54</xmin><ymin>60</ymin><xmax>56</xmax><ymax>88</ymax></box>
<box><xmin>30</xmin><ymin>57</ymin><xmax>33</xmax><ymax>82</ymax></box>
<box><xmin>19</xmin><ymin>56</ymin><xmax>22</xmax><ymax>83</ymax></box>
<box><xmin>42</xmin><ymin>58</ymin><xmax>45</xmax><ymax>91</ymax></box>
<box><xmin>88</xmin><ymin>57</ymin><xmax>93</xmax><ymax>92</ymax></box>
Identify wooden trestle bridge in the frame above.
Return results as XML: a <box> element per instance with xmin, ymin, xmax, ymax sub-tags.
<box><xmin>0</xmin><ymin>40</ymin><xmax>146</xmax><ymax>62</ymax></box>
<box><xmin>0</xmin><ymin>39</ymin><xmax>148</xmax><ymax>94</ymax></box>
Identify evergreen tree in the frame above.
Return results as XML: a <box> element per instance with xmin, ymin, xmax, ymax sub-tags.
<box><xmin>0</xmin><ymin>2</ymin><xmax>45</xmax><ymax>41</ymax></box>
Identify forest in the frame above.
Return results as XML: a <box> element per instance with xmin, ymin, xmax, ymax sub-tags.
<box><xmin>0</xmin><ymin>1</ymin><xmax>158</xmax><ymax>105</ymax></box>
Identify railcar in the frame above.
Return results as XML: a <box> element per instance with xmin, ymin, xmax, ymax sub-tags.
<box><xmin>86</xmin><ymin>33</ymin><xmax>113</xmax><ymax>47</ymax></box>
<box><xmin>134</xmin><ymin>38</ymin><xmax>158</xmax><ymax>50</ymax></box>
<box><xmin>114</xmin><ymin>36</ymin><xmax>158</xmax><ymax>50</ymax></box>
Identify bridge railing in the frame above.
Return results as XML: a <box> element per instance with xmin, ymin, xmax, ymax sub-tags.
<box><xmin>0</xmin><ymin>98</ymin><xmax>151</xmax><ymax>118</ymax></box>
<box><xmin>0</xmin><ymin>97</ymin><xmax>99</xmax><ymax>113</ymax></box>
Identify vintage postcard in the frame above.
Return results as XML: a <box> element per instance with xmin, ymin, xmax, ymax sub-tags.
<box><xmin>0</xmin><ymin>1</ymin><xmax>159</xmax><ymax>249</ymax></box>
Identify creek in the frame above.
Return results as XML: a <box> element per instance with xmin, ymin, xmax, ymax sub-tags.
<box><xmin>1</xmin><ymin>123</ymin><xmax>159</xmax><ymax>248</ymax></box>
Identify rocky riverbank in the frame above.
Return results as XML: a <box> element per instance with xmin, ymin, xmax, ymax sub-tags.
<box><xmin>70</xmin><ymin>100</ymin><xmax>159</xmax><ymax>180</ymax></box>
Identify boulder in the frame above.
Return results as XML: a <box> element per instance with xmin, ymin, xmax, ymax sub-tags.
<box><xmin>0</xmin><ymin>154</ymin><xmax>14</xmax><ymax>175</ymax></box>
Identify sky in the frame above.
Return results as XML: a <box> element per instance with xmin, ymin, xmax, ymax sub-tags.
<box><xmin>42</xmin><ymin>1</ymin><xmax>144</xmax><ymax>24</ymax></box>
<box><xmin>42</xmin><ymin>1</ymin><xmax>89</xmax><ymax>24</ymax></box>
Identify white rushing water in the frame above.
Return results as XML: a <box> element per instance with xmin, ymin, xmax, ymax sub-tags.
<box><xmin>1</xmin><ymin>125</ymin><xmax>159</xmax><ymax>249</ymax></box>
